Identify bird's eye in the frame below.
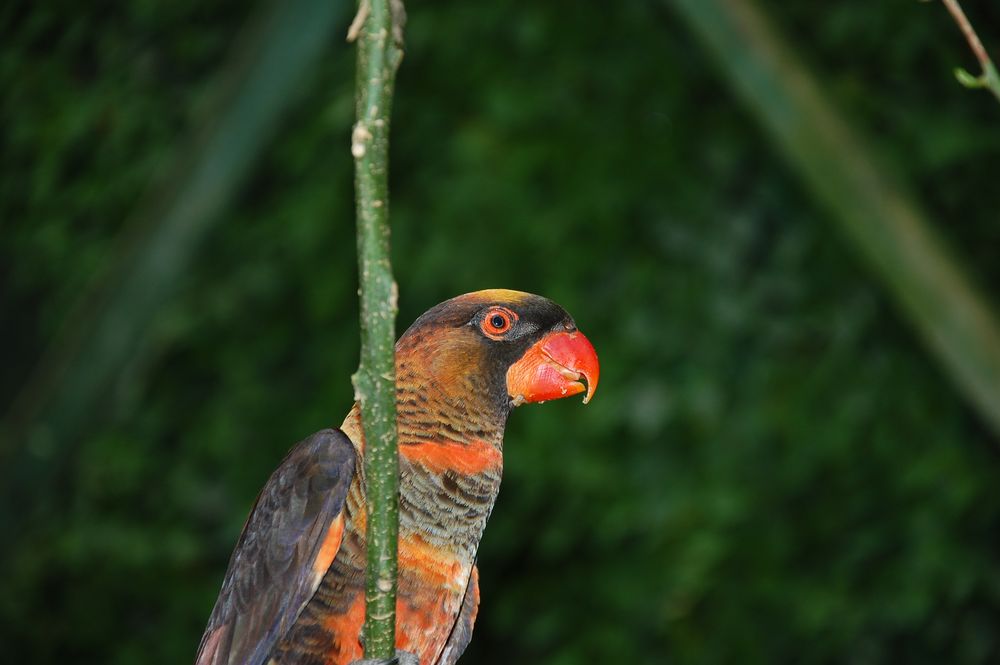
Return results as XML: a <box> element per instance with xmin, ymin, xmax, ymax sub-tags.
<box><xmin>480</xmin><ymin>306</ymin><xmax>516</xmax><ymax>338</ymax></box>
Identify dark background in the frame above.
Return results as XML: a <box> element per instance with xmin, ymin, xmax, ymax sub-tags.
<box><xmin>3</xmin><ymin>1</ymin><xmax>1000</xmax><ymax>663</ymax></box>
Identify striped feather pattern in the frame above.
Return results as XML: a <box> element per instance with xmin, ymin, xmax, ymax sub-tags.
<box><xmin>271</xmin><ymin>340</ymin><xmax>507</xmax><ymax>665</ymax></box>
<box><xmin>207</xmin><ymin>290</ymin><xmax>581</xmax><ymax>665</ymax></box>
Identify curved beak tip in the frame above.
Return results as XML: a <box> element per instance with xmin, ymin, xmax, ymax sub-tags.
<box><xmin>547</xmin><ymin>330</ymin><xmax>599</xmax><ymax>405</ymax></box>
<box><xmin>507</xmin><ymin>329</ymin><xmax>599</xmax><ymax>407</ymax></box>
<box><xmin>577</xmin><ymin>351</ymin><xmax>599</xmax><ymax>405</ymax></box>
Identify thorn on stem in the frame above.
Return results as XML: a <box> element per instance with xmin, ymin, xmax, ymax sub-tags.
<box><xmin>389</xmin><ymin>0</ymin><xmax>407</xmax><ymax>48</ymax></box>
<box><xmin>955</xmin><ymin>67</ymin><xmax>986</xmax><ymax>89</ymax></box>
<box><xmin>347</xmin><ymin>0</ymin><xmax>371</xmax><ymax>43</ymax></box>
<box><xmin>352</xmin><ymin>122</ymin><xmax>373</xmax><ymax>158</ymax></box>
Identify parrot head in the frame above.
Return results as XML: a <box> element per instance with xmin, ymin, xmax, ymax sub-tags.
<box><xmin>397</xmin><ymin>289</ymin><xmax>599</xmax><ymax>413</ymax></box>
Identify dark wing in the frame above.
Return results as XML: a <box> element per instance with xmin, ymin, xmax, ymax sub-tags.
<box><xmin>437</xmin><ymin>565</ymin><xmax>480</xmax><ymax>665</ymax></box>
<box><xmin>195</xmin><ymin>429</ymin><xmax>356</xmax><ymax>665</ymax></box>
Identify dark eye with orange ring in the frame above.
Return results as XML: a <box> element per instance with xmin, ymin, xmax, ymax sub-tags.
<box><xmin>480</xmin><ymin>307</ymin><xmax>517</xmax><ymax>338</ymax></box>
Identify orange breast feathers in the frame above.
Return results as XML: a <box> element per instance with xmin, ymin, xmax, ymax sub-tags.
<box><xmin>395</xmin><ymin>536</ymin><xmax>474</xmax><ymax>663</ymax></box>
<box><xmin>397</xmin><ymin>533</ymin><xmax>473</xmax><ymax>593</ymax></box>
<box><xmin>399</xmin><ymin>439</ymin><xmax>502</xmax><ymax>475</ymax></box>
<box><xmin>318</xmin><ymin>538</ymin><xmax>471</xmax><ymax>665</ymax></box>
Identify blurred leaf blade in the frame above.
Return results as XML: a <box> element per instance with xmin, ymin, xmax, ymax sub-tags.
<box><xmin>669</xmin><ymin>0</ymin><xmax>1000</xmax><ymax>438</ymax></box>
<box><xmin>1</xmin><ymin>0</ymin><xmax>349</xmax><ymax>531</ymax></box>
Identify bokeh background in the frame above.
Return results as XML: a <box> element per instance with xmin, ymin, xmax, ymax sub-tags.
<box><xmin>3</xmin><ymin>0</ymin><xmax>1000</xmax><ymax>663</ymax></box>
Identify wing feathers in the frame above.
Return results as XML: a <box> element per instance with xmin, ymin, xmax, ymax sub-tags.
<box><xmin>195</xmin><ymin>429</ymin><xmax>356</xmax><ymax>665</ymax></box>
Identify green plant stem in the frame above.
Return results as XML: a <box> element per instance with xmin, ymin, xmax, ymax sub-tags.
<box><xmin>939</xmin><ymin>0</ymin><xmax>1000</xmax><ymax>104</ymax></box>
<box><xmin>670</xmin><ymin>0</ymin><xmax>1000</xmax><ymax>437</ymax></box>
<box><xmin>349</xmin><ymin>0</ymin><xmax>405</xmax><ymax>659</ymax></box>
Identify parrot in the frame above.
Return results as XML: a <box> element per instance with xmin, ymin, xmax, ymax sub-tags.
<box><xmin>195</xmin><ymin>289</ymin><xmax>600</xmax><ymax>665</ymax></box>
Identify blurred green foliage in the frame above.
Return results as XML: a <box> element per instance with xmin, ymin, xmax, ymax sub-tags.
<box><xmin>3</xmin><ymin>0</ymin><xmax>1000</xmax><ymax>663</ymax></box>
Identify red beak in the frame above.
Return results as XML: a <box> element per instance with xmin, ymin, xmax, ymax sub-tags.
<box><xmin>506</xmin><ymin>330</ymin><xmax>600</xmax><ymax>406</ymax></box>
